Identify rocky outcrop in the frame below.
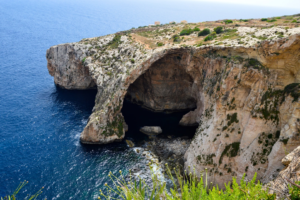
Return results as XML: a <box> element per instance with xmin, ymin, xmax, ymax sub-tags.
<box><xmin>46</xmin><ymin>43</ymin><xmax>96</xmax><ymax>89</ymax></box>
<box><xmin>47</xmin><ymin>24</ymin><xmax>300</xmax><ymax>187</ymax></box>
<box><xmin>267</xmin><ymin>146</ymin><xmax>300</xmax><ymax>198</ymax></box>
<box><xmin>140</xmin><ymin>126</ymin><xmax>162</xmax><ymax>136</ymax></box>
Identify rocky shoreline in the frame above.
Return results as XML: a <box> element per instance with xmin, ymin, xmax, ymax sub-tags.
<box><xmin>126</xmin><ymin>135</ymin><xmax>192</xmax><ymax>185</ymax></box>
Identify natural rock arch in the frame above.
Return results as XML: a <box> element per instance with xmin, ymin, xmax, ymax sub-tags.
<box><xmin>47</xmin><ymin>32</ymin><xmax>300</xmax><ymax>187</ymax></box>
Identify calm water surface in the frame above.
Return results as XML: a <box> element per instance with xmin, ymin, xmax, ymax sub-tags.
<box><xmin>0</xmin><ymin>0</ymin><xmax>298</xmax><ymax>199</ymax></box>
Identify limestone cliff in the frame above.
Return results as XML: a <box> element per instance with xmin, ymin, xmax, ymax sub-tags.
<box><xmin>47</xmin><ymin>18</ymin><xmax>300</xmax><ymax>187</ymax></box>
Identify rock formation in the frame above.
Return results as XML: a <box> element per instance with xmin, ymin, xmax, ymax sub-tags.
<box><xmin>47</xmin><ymin>18</ymin><xmax>300</xmax><ymax>187</ymax></box>
<box><xmin>140</xmin><ymin>126</ymin><xmax>162</xmax><ymax>136</ymax></box>
<box><xmin>267</xmin><ymin>145</ymin><xmax>300</xmax><ymax>197</ymax></box>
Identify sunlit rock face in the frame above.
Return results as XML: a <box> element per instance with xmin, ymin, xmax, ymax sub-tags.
<box><xmin>47</xmin><ymin>26</ymin><xmax>300</xmax><ymax>187</ymax></box>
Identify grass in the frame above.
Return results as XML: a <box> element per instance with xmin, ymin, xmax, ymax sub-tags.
<box><xmin>99</xmin><ymin>166</ymin><xmax>279</xmax><ymax>200</ymax></box>
<box><xmin>108</xmin><ymin>35</ymin><xmax>122</xmax><ymax>49</ymax></box>
<box><xmin>1</xmin><ymin>181</ymin><xmax>44</xmax><ymax>200</ymax></box>
<box><xmin>220</xmin><ymin>29</ymin><xmax>238</xmax><ymax>40</ymax></box>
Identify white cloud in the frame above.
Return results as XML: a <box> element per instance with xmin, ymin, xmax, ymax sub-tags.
<box><xmin>186</xmin><ymin>0</ymin><xmax>300</xmax><ymax>9</ymax></box>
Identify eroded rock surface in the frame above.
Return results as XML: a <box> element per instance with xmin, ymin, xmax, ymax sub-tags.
<box><xmin>47</xmin><ymin>22</ymin><xmax>300</xmax><ymax>187</ymax></box>
<box><xmin>267</xmin><ymin>145</ymin><xmax>300</xmax><ymax>198</ymax></box>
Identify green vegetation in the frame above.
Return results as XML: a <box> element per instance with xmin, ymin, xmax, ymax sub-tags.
<box><xmin>180</xmin><ymin>29</ymin><xmax>194</xmax><ymax>36</ymax></box>
<box><xmin>224</xmin><ymin>20</ymin><xmax>233</xmax><ymax>24</ymax></box>
<box><xmin>100</xmin><ymin>166</ymin><xmax>277</xmax><ymax>200</ymax></box>
<box><xmin>81</xmin><ymin>57</ymin><xmax>86</xmax><ymax>64</ymax></box>
<box><xmin>261</xmin><ymin>18</ymin><xmax>268</xmax><ymax>21</ymax></box>
<box><xmin>179</xmin><ymin>27</ymin><xmax>200</xmax><ymax>36</ymax></box>
<box><xmin>172</xmin><ymin>34</ymin><xmax>181</xmax><ymax>42</ymax></box>
<box><xmin>226</xmin><ymin>113</ymin><xmax>239</xmax><ymax>127</ymax></box>
<box><xmin>108</xmin><ymin>34</ymin><xmax>122</xmax><ymax>49</ymax></box>
<box><xmin>244</xmin><ymin>58</ymin><xmax>265</xmax><ymax>70</ymax></box>
<box><xmin>204</xmin><ymin>35</ymin><xmax>214</xmax><ymax>41</ymax></box>
<box><xmin>1</xmin><ymin>181</ymin><xmax>43</xmax><ymax>200</ymax></box>
<box><xmin>289</xmin><ymin>181</ymin><xmax>300</xmax><ymax>200</ymax></box>
<box><xmin>131</xmin><ymin>59</ymin><xmax>135</xmax><ymax>64</ymax></box>
<box><xmin>157</xmin><ymin>42</ymin><xmax>164</xmax><ymax>47</ymax></box>
<box><xmin>101</xmin><ymin>116</ymin><xmax>124</xmax><ymax>138</ymax></box>
<box><xmin>280</xmin><ymin>137</ymin><xmax>289</xmax><ymax>145</ymax></box>
<box><xmin>282</xmin><ymin>83</ymin><xmax>300</xmax><ymax>102</ymax></box>
<box><xmin>240</xmin><ymin>19</ymin><xmax>249</xmax><ymax>22</ymax></box>
<box><xmin>252</xmin><ymin>131</ymin><xmax>280</xmax><ymax>165</ymax></box>
<box><xmin>267</xmin><ymin>19</ymin><xmax>277</xmax><ymax>22</ymax></box>
<box><xmin>198</xmin><ymin>28</ymin><xmax>211</xmax><ymax>36</ymax></box>
<box><xmin>220</xmin><ymin>29</ymin><xmax>238</xmax><ymax>40</ymax></box>
<box><xmin>219</xmin><ymin>142</ymin><xmax>240</xmax><ymax>164</ymax></box>
<box><xmin>214</xmin><ymin>26</ymin><xmax>223</xmax><ymax>34</ymax></box>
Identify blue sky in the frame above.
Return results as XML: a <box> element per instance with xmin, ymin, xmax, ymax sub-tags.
<box><xmin>187</xmin><ymin>0</ymin><xmax>300</xmax><ymax>9</ymax></box>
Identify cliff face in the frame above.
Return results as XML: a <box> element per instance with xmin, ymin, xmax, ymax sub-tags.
<box><xmin>46</xmin><ymin>24</ymin><xmax>300</xmax><ymax>186</ymax></box>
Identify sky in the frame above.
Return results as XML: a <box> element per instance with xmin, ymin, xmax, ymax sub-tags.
<box><xmin>190</xmin><ymin>0</ymin><xmax>300</xmax><ymax>9</ymax></box>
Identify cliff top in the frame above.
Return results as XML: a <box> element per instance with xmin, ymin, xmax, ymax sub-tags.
<box><xmin>80</xmin><ymin>14</ymin><xmax>300</xmax><ymax>49</ymax></box>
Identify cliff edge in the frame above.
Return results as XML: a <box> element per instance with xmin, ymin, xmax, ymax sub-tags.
<box><xmin>46</xmin><ymin>17</ymin><xmax>300</xmax><ymax>188</ymax></box>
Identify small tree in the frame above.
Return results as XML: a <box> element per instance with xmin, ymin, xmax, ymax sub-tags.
<box><xmin>198</xmin><ymin>28</ymin><xmax>210</xmax><ymax>36</ymax></box>
<box><xmin>224</xmin><ymin>20</ymin><xmax>233</xmax><ymax>24</ymax></box>
<box><xmin>172</xmin><ymin>34</ymin><xmax>181</xmax><ymax>42</ymax></box>
<box><xmin>214</xmin><ymin>26</ymin><xmax>223</xmax><ymax>34</ymax></box>
<box><xmin>180</xmin><ymin>29</ymin><xmax>193</xmax><ymax>36</ymax></box>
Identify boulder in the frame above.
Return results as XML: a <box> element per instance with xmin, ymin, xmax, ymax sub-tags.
<box><xmin>126</xmin><ymin>140</ymin><xmax>135</xmax><ymax>148</ymax></box>
<box><xmin>140</xmin><ymin>126</ymin><xmax>162</xmax><ymax>136</ymax></box>
<box><xmin>282</xmin><ymin>146</ymin><xmax>300</xmax><ymax>166</ymax></box>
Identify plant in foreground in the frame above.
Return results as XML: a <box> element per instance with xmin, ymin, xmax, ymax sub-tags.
<box><xmin>1</xmin><ymin>181</ymin><xmax>44</xmax><ymax>200</ymax></box>
<box><xmin>99</xmin><ymin>164</ymin><xmax>277</xmax><ymax>200</ymax></box>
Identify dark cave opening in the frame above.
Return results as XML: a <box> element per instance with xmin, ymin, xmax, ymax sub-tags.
<box><xmin>121</xmin><ymin>99</ymin><xmax>198</xmax><ymax>145</ymax></box>
<box><xmin>121</xmin><ymin>53</ymin><xmax>199</xmax><ymax>145</ymax></box>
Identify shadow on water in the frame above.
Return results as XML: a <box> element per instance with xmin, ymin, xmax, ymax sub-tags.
<box><xmin>51</xmin><ymin>85</ymin><xmax>98</xmax><ymax>112</ymax></box>
<box><xmin>50</xmin><ymin>86</ymin><xmax>197</xmax><ymax>150</ymax></box>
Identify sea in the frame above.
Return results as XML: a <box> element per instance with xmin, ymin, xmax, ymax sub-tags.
<box><xmin>0</xmin><ymin>0</ymin><xmax>298</xmax><ymax>199</ymax></box>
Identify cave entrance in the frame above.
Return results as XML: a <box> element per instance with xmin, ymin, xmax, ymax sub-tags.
<box><xmin>121</xmin><ymin>52</ymin><xmax>199</xmax><ymax>144</ymax></box>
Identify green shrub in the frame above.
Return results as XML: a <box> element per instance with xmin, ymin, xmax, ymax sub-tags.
<box><xmin>180</xmin><ymin>28</ymin><xmax>193</xmax><ymax>36</ymax></box>
<box><xmin>204</xmin><ymin>35</ymin><xmax>214</xmax><ymax>41</ymax></box>
<box><xmin>172</xmin><ymin>34</ymin><xmax>181</xmax><ymax>42</ymax></box>
<box><xmin>261</xmin><ymin>18</ymin><xmax>268</xmax><ymax>21</ymax></box>
<box><xmin>157</xmin><ymin>42</ymin><xmax>164</xmax><ymax>47</ymax></box>
<box><xmin>292</xmin><ymin>20</ymin><xmax>297</xmax><ymax>23</ymax></box>
<box><xmin>193</xmin><ymin>27</ymin><xmax>200</xmax><ymax>31</ymax></box>
<box><xmin>198</xmin><ymin>28</ymin><xmax>210</xmax><ymax>36</ymax></box>
<box><xmin>267</xmin><ymin>19</ymin><xmax>277</xmax><ymax>22</ymax></box>
<box><xmin>224</xmin><ymin>20</ymin><xmax>233</xmax><ymax>24</ymax></box>
<box><xmin>108</xmin><ymin>34</ymin><xmax>122</xmax><ymax>49</ymax></box>
<box><xmin>81</xmin><ymin>57</ymin><xmax>86</xmax><ymax>64</ymax></box>
<box><xmin>214</xmin><ymin>26</ymin><xmax>223</xmax><ymax>34</ymax></box>
<box><xmin>100</xmin><ymin>167</ymin><xmax>277</xmax><ymax>200</ymax></box>
<box><xmin>289</xmin><ymin>181</ymin><xmax>300</xmax><ymax>200</ymax></box>
<box><xmin>130</xmin><ymin>59</ymin><xmax>135</xmax><ymax>64</ymax></box>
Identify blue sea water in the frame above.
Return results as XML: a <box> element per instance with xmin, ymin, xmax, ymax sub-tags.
<box><xmin>0</xmin><ymin>0</ymin><xmax>298</xmax><ymax>199</ymax></box>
